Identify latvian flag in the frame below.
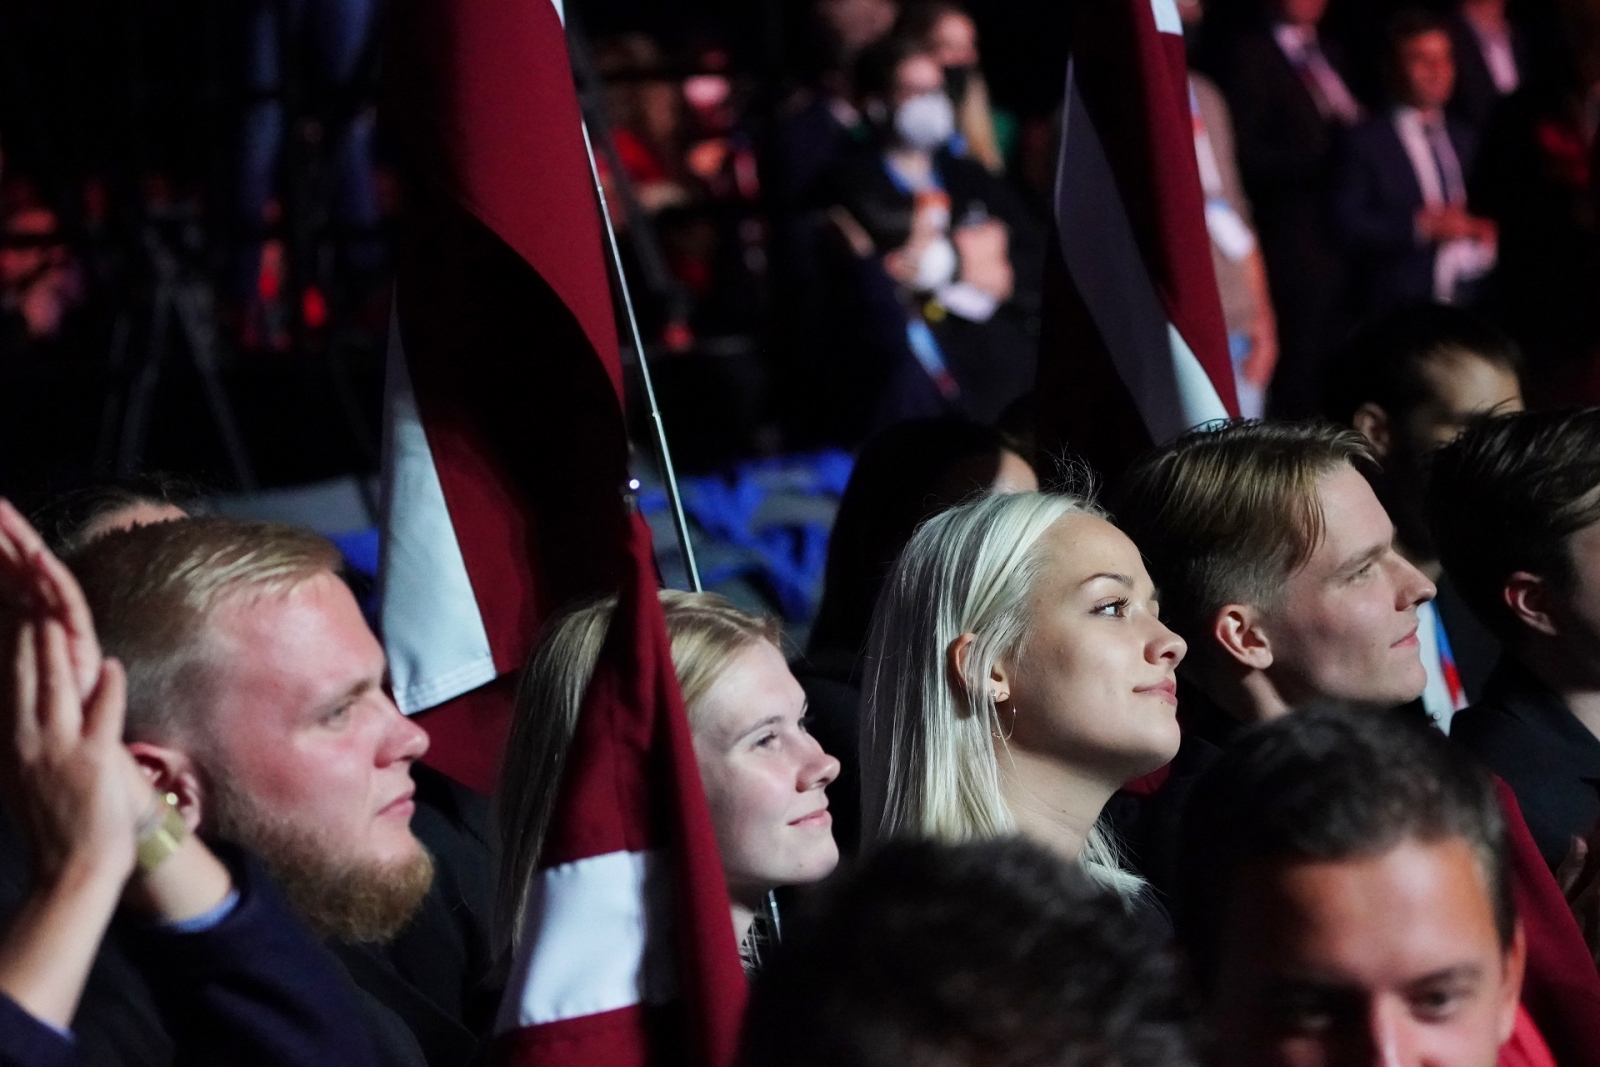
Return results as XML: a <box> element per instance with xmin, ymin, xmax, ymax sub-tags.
<box><xmin>1036</xmin><ymin>0</ymin><xmax>1238</xmax><ymax>485</ymax></box>
<box><xmin>379</xmin><ymin>0</ymin><xmax>748</xmax><ymax>1063</ymax></box>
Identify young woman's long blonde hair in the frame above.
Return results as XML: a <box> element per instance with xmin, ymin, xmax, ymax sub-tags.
<box><xmin>494</xmin><ymin>589</ymin><xmax>781</xmax><ymax>959</ymax></box>
<box><xmin>859</xmin><ymin>490</ymin><xmax>1144</xmax><ymax>895</ymax></box>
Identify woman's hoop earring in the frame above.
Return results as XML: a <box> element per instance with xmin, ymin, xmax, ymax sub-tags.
<box><xmin>992</xmin><ymin>703</ymin><xmax>1017</xmax><ymax>742</ymax></box>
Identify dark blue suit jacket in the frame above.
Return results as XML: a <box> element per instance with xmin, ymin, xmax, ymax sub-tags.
<box><xmin>0</xmin><ymin>849</ymin><xmax>380</xmax><ymax>1067</ymax></box>
<box><xmin>1332</xmin><ymin>112</ymin><xmax>1480</xmax><ymax>313</ymax></box>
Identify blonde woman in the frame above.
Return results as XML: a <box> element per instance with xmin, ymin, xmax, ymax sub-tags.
<box><xmin>860</xmin><ymin>491</ymin><xmax>1185</xmax><ymax>896</ymax></box>
<box><xmin>496</xmin><ymin>591</ymin><xmax>840</xmax><ymax>965</ymax></box>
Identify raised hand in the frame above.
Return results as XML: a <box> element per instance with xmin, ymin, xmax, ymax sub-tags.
<box><xmin>0</xmin><ymin>498</ymin><xmax>103</xmax><ymax>697</ymax></box>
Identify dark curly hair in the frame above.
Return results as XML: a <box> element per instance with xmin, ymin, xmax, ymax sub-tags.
<box><xmin>742</xmin><ymin>838</ymin><xmax>1198</xmax><ymax>1067</ymax></box>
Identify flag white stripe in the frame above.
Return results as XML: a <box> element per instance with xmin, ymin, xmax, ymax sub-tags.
<box><xmin>495</xmin><ymin>849</ymin><xmax>677</xmax><ymax>1032</ymax></box>
<box><xmin>377</xmin><ymin>300</ymin><xmax>499</xmax><ymax>714</ymax></box>
<box><xmin>1150</xmin><ymin>0</ymin><xmax>1182</xmax><ymax>35</ymax></box>
<box><xmin>1053</xmin><ymin>59</ymin><xmax>1230</xmax><ymax>444</ymax></box>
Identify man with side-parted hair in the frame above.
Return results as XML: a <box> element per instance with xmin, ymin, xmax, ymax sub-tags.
<box><xmin>1112</xmin><ymin>418</ymin><xmax>1600</xmax><ymax>1064</ymax></box>
<box><xmin>1178</xmin><ymin>705</ymin><xmax>1534</xmax><ymax>1067</ymax></box>
<box><xmin>1428</xmin><ymin>409</ymin><xmax>1600</xmax><ymax>875</ymax></box>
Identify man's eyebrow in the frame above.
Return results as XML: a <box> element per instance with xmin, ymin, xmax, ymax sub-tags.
<box><xmin>316</xmin><ymin>676</ymin><xmax>378</xmax><ymax>715</ymax></box>
<box><xmin>1335</xmin><ymin>542</ymin><xmax>1387</xmax><ymax>574</ymax></box>
<box><xmin>1405</xmin><ymin>963</ymin><xmax>1485</xmax><ymax>988</ymax></box>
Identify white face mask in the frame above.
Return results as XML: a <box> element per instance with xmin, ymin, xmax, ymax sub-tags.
<box><xmin>913</xmin><ymin>234</ymin><xmax>959</xmax><ymax>290</ymax></box>
<box><xmin>894</xmin><ymin>91</ymin><xmax>956</xmax><ymax>151</ymax></box>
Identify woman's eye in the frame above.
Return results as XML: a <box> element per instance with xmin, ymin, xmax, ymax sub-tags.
<box><xmin>753</xmin><ymin>732</ymin><xmax>779</xmax><ymax>749</ymax></box>
<box><xmin>1092</xmin><ymin>598</ymin><xmax>1129</xmax><ymax>618</ymax></box>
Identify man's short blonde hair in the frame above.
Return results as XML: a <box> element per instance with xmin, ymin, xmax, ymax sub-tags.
<box><xmin>1114</xmin><ymin>421</ymin><xmax>1376</xmax><ymax>646</ymax></box>
<box><xmin>67</xmin><ymin>517</ymin><xmax>344</xmax><ymax>740</ymax></box>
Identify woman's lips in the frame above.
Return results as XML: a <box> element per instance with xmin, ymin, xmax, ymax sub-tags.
<box><xmin>1136</xmin><ymin>679</ymin><xmax>1179</xmax><ymax>705</ymax></box>
<box><xmin>1391</xmin><ymin>627</ymin><xmax>1420</xmax><ymax>649</ymax></box>
<box><xmin>789</xmin><ymin>808</ymin><xmax>833</xmax><ymax>829</ymax></box>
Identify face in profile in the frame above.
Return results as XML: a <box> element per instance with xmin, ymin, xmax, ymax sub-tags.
<box><xmin>691</xmin><ymin>640</ymin><xmax>841</xmax><ymax>907</ymax></box>
<box><xmin>1258</xmin><ymin>465</ymin><xmax>1436</xmax><ymax>707</ymax></box>
<box><xmin>1211</xmin><ymin>837</ymin><xmax>1523</xmax><ymax>1067</ymax></box>
<box><xmin>196</xmin><ymin>572</ymin><xmax>432</xmax><ymax>933</ymax></box>
<box><xmin>1000</xmin><ymin>514</ymin><xmax>1186</xmax><ymax>786</ymax></box>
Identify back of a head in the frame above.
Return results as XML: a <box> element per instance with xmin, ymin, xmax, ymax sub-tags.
<box><xmin>1321</xmin><ymin>304</ymin><xmax>1521</xmax><ymax>428</ymax></box>
<box><xmin>65</xmin><ymin>516</ymin><xmax>343</xmax><ymax>742</ymax></box>
<box><xmin>30</xmin><ymin>472</ymin><xmax>205</xmax><ymax>555</ymax></box>
<box><xmin>743</xmin><ymin>837</ymin><xmax>1197</xmax><ymax>1067</ymax></box>
<box><xmin>809</xmin><ymin>416</ymin><xmax>1014</xmax><ymax>662</ymax></box>
<box><xmin>1113</xmin><ymin>420</ymin><xmax>1374</xmax><ymax>647</ymax></box>
<box><xmin>495</xmin><ymin>589</ymin><xmax>782</xmax><ymax>957</ymax></box>
<box><xmin>1427</xmin><ymin>408</ymin><xmax>1600</xmax><ymax>644</ymax></box>
<box><xmin>1176</xmin><ymin>704</ymin><xmax>1511</xmax><ymax>996</ymax></box>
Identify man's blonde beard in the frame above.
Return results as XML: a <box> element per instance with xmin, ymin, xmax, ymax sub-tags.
<box><xmin>209</xmin><ymin>777</ymin><xmax>435</xmax><ymax>944</ymax></box>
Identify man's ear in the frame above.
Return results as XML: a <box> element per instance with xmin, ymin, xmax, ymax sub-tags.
<box><xmin>1212</xmin><ymin>605</ymin><xmax>1274</xmax><ymax>672</ymax></box>
<box><xmin>1351</xmin><ymin>402</ymin><xmax>1393</xmax><ymax>462</ymax></box>
<box><xmin>1504</xmin><ymin>571</ymin><xmax>1560</xmax><ymax>638</ymax></box>
<box><xmin>127</xmin><ymin>740</ymin><xmax>208</xmax><ymax>833</ymax></box>
<box><xmin>947</xmin><ymin>632</ymin><xmax>1011</xmax><ymax>706</ymax></box>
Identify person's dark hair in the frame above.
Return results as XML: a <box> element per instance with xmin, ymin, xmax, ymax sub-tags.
<box><xmin>1386</xmin><ymin>7</ymin><xmax>1450</xmax><ymax>62</ymax></box>
<box><xmin>1321</xmin><ymin>304</ymin><xmax>1521</xmax><ymax>428</ymax></box>
<box><xmin>742</xmin><ymin>837</ymin><xmax>1198</xmax><ymax>1067</ymax></box>
<box><xmin>1113</xmin><ymin>420</ymin><xmax>1375</xmax><ymax>647</ymax></box>
<box><xmin>808</xmin><ymin>416</ymin><xmax>1025</xmax><ymax>669</ymax></box>
<box><xmin>853</xmin><ymin>33</ymin><xmax>934</xmax><ymax>109</ymax></box>
<box><xmin>897</xmin><ymin>0</ymin><xmax>972</xmax><ymax>47</ymax></box>
<box><xmin>1176</xmin><ymin>704</ymin><xmax>1513</xmax><ymax>995</ymax></box>
<box><xmin>1427</xmin><ymin>408</ymin><xmax>1600</xmax><ymax>643</ymax></box>
<box><xmin>28</xmin><ymin>473</ymin><xmax>205</xmax><ymax>555</ymax></box>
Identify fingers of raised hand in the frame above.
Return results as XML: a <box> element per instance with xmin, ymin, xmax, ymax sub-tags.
<box><xmin>37</xmin><ymin>619</ymin><xmax>84</xmax><ymax>747</ymax></box>
<box><xmin>83</xmin><ymin>658</ymin><xmax>127</xmax><ymax>750</ymax></box>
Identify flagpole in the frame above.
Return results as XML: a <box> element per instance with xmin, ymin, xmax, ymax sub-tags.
<box><xmin>578</xmin><ymin>120</ymin><xmax>703</xmax><ymax>593</ymax></box>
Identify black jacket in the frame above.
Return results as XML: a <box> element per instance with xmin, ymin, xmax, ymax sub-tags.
<box><xmin>1451</xmin><ymin>656</ymin><xmax>1600</xmax><ymax>871</ymax></box>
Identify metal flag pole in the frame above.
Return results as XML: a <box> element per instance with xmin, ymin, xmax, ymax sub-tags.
<box><xmin>578</xmin><ymin>119</ymin><xmax>703</xmax><ymax>593</ymax></box>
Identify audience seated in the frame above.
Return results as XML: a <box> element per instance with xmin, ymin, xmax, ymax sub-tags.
<box><xmin>1178</xmin><ymin>704</ymin><xmax>1546</xmax><ymax>1067</ymax></box>
<box><xmin>0</xmin><ymin>511</ymin><xmax>494</xmax><ymax>1067</ymax></box>
<box><xmin>1223</xmin><ymin>0</ymin><xmax>1361</xmax><ymax>416</ymax></box>
<box><xmin>860</xmin><ymin>489</ymin><xmax>1184</xmax><ymax>903</ymax></box>
<box><xmin>801</xmin><ymin>416</ymin><xmax>1034</xmax><ymax>853</ymax></box>
<box><xmin>0</xmin><ymin>504</ymin><xmax>380</xmax><ymax>1067</ymax></box>
<box><xmin>1333</xmin><ymin>11</ymin><xmax>1497</xmax><ymax>317</ymax></box>
<box><xmin>496</xmin><ymin>591</ymin><xmax>839</xmax><ymax>972</ymax></box>
<box><xmin>1114</xmin><ymin>419</ymin><xmax>1600</xmax><ymax>1064</ymax></box>
<box><xmin>1429</xmin><ymin>409</ymin><xmax>1600</xmax><ymax>877</ymax></box>
<box><xmin>742</xmin><ymin>837</ymin><xmax>1198</xmax><ymax>1067</ymax></box>
<box><xmin>824</xmin><ymin>34</ymin><xmax>1042</xmax><ymax>427</ymax></box>
<box><xmin>1324</xmin><ymin>303</ymin><xmax>1523</xmax><ymax>716</ymax></box>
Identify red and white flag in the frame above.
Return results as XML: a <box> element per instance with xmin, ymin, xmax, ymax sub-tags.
<box><xmin>378</xmin><ymin>0</ymin><xmax>748</xmax><ymax>1063</ymax></box>
<box><xmin>1036</xmin><ymin>0</ymin><xmax>1238</xmax><ymax>484</ymax></box>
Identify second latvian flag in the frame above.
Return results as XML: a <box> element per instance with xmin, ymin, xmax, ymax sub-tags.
<box><xmin>1035</xmin><ymin>0</ymin><xmax>1237</xmax><ymax>485</ymax></box>
<box><xmin>379</xmin><ymin>0</ymin><xmax>748</xmax><ymax>1064</ymax></box>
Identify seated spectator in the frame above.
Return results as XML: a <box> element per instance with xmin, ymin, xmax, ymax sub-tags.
<box><xmin>860</xmin><ymin>490</ymin><xmax>1185</xmax><ymax>901</ymax></box>
<box><xmin>741</xmin><ymin>838</ymin><xmax>1198</xmax><ymax>1067</ymax></box>
<box><xmin>0</xmin><ymin>508</ymin><xmax>379</xmax><ymax>1067</ymax></box>
<box><xmin>1113</xmin><ymin>420</ymin><xmax>1600</xmax><ymax>1062</ymax></box>
<box><xmin>824</xmin><ymin>35</ymin><xmax>1043</xmax><ymax>426</ymax></box>
<box><xmin>1333</xmin><ymin>11</ymin><xmax>1498</xmax><ymax>315</ymax></box>
<box><xmin>1223</xmin><ymin>0</ymin><xmax>1362</xmax><ymax>416</ymax></box>
<box><xmin>1448</xmin><ymin>0</ymin><xmax>1532</xmax><ymax>139</ymax></box>
<box><xmin>0</xmin><ymin>507</ymin><xmax>490</xmax><ymax>1067</ymax></box>
<box><xmin>898</xmin><ymin>2</ymin><xmax>1005</xmax><ymax>174</ymax></box>
<box><xmin>496</xmin><ymin>591</ymin><xmax>839</xmax><ymax>970</ymax></box>
<box><xmin>1428</xmin><ymin>409</ymin><xmax>1600</xmax><ymax>876</ymax></box>
<box><xmin>1178</xmin><ymin>704</ymin><xmax>1546</xmax><ymax>1067</ymax></box>
<box><xmin>1181</xmin><ymin>0</ymin><xmax>1279</xmax><ymax>419</ymax></box>
<box><xmin>1324</xmin><ymin>304</ymin><xmax>1524</xmax><ymax>717</ymax></box>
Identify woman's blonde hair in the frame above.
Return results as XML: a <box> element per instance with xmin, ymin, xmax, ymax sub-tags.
<box><xmin>859</xmin><ymin>490</ymin><xmax>1143</xmax><ymax>895</ymax></box>
<box><xmin>494</xmin><ymin>589</ymin><xmax>781</xmax><ymax>957</ymax></box>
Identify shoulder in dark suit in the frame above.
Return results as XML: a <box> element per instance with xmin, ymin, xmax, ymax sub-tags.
<box><xmin>1451</xmin><ymin>655</ymin><xmax>1600</xmax><ymax>872</ymax></box>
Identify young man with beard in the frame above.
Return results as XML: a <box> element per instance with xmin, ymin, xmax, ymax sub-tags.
<box><xmin>1178</xmin><ymin>705</ymin><xmax>1535</xmax><ymax>1067</ymax></box>
<box><xmin>0</xmin><ymin>507</ymin><xmax>489</xmax><ymax>1067</ymax></box>
<box><xmin>1111</xmin><ymin>420</ymin><xmax>1600</xmax><ymax>1065</ymax></box>
<box><xmin>1324</xmin><ymin>303</ymin><xmax>1524</xmax><ymax>718</ymax></box>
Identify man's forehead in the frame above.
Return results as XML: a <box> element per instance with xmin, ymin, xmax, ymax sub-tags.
<box><xmin>1305</xmin><ymin>466</ymin><xmax>1391</xmax><ymax>563</ymax></box>
<box><xmin>201</xmin><ymin>572</ymin><xmax>387</xmax><ymax>691</ymax></box>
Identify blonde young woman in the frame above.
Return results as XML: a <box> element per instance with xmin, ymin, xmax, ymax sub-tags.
<box><xmin>860</xmin><ymin>490</ymin><xmax>1185</xmax><ymax>895</ymax></box>
<box><xmin>496</xmin><ymin>591</ymin><xmax>841</xmax><ymax>965</ymax></box>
